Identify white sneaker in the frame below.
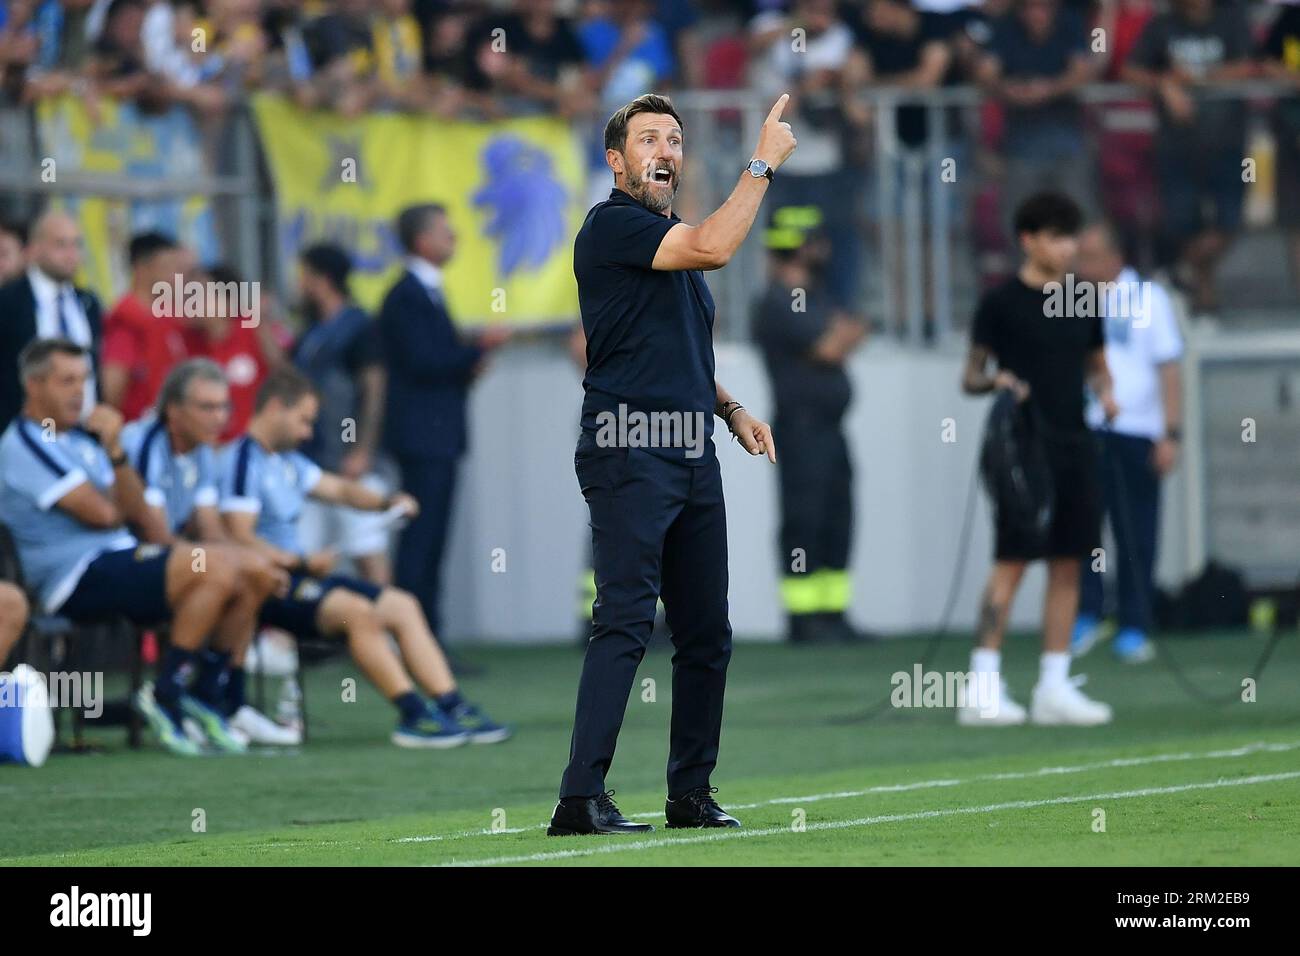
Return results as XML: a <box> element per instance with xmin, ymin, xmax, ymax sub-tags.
<box><xmin>1031</xmin><ymin>675</ymin><xmax>1113</xmax><ymax>726</ymax></box>
<box><xmin>957</xmin><ymin>677</ymin><xmax>1027</xmax><ymax>726</ymax></box>
<box><xmin>229</xmin><ymin>705</ymin><xmax>303</xmax><ymax>745</ymax></box>
<box><xmin>245</xmin><ymin>630</ymin><xmax>299</xmax><ymax>678</ymax></box>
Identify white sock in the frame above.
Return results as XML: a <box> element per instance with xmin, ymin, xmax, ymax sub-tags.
<box><xmin>971</xmin><ymin>648</ymin><xmax>1001</xmax><ymax>678</ymax></box>
<box><xmin>1039</xmin><ymin>651</ymin><xmax>1071</xmax><ymax>688</ymax></box>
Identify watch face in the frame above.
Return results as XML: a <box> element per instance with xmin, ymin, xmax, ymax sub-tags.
<box><xmin>749</xmin><ymin>159</ymin><xmax>769</xmax><ymax>177</ymax></box>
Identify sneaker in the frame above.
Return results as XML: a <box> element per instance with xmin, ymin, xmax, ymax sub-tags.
<box><xmin>1071</xmin><ymin>614</ymin><xmax>1103</xmax><ymax>658</ymax></box>
<box><xmin>391</xmin><ymin>711</ymin><xmax>470</xmax><ymax>749</ymax></box>
<box><xmin>229</xmin><ymin>704</ymin><xmax>302</xmax><ymax>746</ymax></box>
<box><xmin>1030</xmin><ymin>675</ymin><xmax>1113</xmax><ymax>726</ymax></box>
<box><xmin>1112</xmin><ymin>628</ymin><xmax>1155</xmax><ymax>664</ymax></box>
<box><xmin>133</xmin><ymin>684</ymin><xmax>202</xmax><ymax>756</ymax></box>
<box><xmin>446</xmin><ymin>701</ymin><xmax>511</xmax><ymax>744</ymax></box>
<box><xmin>244</xmin><ymin>630</ymin><xmax>299</xmax><ymax>677</ymax></box>
<box><xmin>179</xmin><ymin>695</ymin><xmax>248</xmax><ymax>753</ymax></box>
<box><xmin>956</xmin><ymin>677</ymin><xmax>1027</xmax><ymax>726</ymax></box>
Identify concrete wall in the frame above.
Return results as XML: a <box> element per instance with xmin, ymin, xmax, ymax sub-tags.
<box><xmin>437</xmin><ymin>339</ymin><xmax>1188</xmax><ymax>644</ymax></box>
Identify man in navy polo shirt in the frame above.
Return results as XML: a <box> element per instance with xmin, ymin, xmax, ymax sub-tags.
<box><xmin>549</xmin><ymin>92</ymin><xmax>796</xmax><ymax>836</ymax></box>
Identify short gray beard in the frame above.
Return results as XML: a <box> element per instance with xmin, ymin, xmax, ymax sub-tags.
<box><xmin>625</xmin><ymin>162</ymin><xmax>678</xmax><ymax>213</ymax></box>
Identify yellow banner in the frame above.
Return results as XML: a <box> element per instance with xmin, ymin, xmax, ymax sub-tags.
<box><xmin>35</xmin><ymin>95</ymin><xmax>218</xmax><ymax>304</ymax></box>
<box><xmin>252</xmin><ymin>94</ymin><xmax>584</xmax><ymax>328</ymax></box>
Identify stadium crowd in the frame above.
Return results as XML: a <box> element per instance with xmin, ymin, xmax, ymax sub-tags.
<box><xmin>3</xmin><ymin>0</ymin><xmax>1299</xmax><ymax>314</ymax></box>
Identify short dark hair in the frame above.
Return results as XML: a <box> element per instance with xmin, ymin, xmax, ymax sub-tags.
<box><xmin>254</xmin><ymin>365</ymin><xmax>317</xmax><ymax>412</ymax></box>
<box><xmin>1013</xmin><ymin>191</ymin><xmax>1083</xmax><ymax>237</ymax></box>
<box><xmin>396</xmin><ymin>204</ymin><xmax>446</xmax><ymax>254</ymax></box>
<box><xmin>18</xmin><ymin>337</ymin><xmax>86</xmax><ymax>382</ymax></box>
<box><xmin>300</xmin><ymin>242</ymin><xmax>352</xmax><ymax>295</ymax></box>
<box><xmin>128</xmin><ymin>230</ymin><xmax>177</xmax><ymax>266</ymax></box>
<box><xmin>603</xmin><ymin>93</ymin><xmax>684</xmax><ymax>153</ymax></box>
<box><xmin>0</xmin><ymin>215</ymin><xmax>28</xmax><ymax>245</ymax></box>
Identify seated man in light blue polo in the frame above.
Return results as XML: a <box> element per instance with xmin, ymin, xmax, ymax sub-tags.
<box><xmin>217</xmin><ymin>365</ymin><xmax>510</xmax><ymax>749</ymax></box>
<box><xmin>121</xmin><ymin>358</ymin><xmax>295</xmax><ymax>746</ymax></box>
<box><xmin>0</xmin><ymin>338</ymin><xmax>248</xmax><ymax>755</ymax></box>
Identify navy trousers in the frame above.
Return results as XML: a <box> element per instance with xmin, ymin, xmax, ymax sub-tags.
<box><xmin>774</xmin><ymin>409</ymin><xmax>853</xmax><ymax>575</ymax></box>
<box><xmin>393</xmin><ymin>455</ymin><xmax>458</xmax><ymax>635</ymax></box>
<box><xmin>559</xmin><ymin>434</ymin><xmax>733</xmax><ymax>800</ymax></box>
<box><xmin>1080</xmin><ymin>431</ymin><xmax>1160</xmax><ymax>632</ymax></box>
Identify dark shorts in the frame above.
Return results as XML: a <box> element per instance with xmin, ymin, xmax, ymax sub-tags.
<box><xmin>995</xmin><ymin>433</ymin><xmax>1101</xmax><ymax>562</ymax></box>
<box><xmin>259</xmin><ymin>573</ymin><xmax>382</xmax><ymax>641</ymax></box>
<box><xmin>60</xmin><ymin>544</ymin><xmax>172</xmax><ymax>625</ymax></box>
<box><xmin>1157</xmin><ymin>143</ymin><xmax>1245</xmax><ymax>239</ymax></box>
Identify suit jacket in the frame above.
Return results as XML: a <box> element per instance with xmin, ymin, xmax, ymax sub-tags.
<box><xmin>0</xmin><ymin>274</ymin><xmax>103</xmax><ymax>431</ymax></box>
<box><xmin>377</xmin><ymin>271</ymin><xmax>482</xmax><ymax>461</ymax></box>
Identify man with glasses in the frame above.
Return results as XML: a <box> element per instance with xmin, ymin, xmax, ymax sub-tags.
<box><xmin>120</xmin><ymin>358</ymin><xmax>296</xmax><ymax>745</ymax></box>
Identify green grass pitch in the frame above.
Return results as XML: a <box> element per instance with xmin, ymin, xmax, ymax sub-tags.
<box><xmin>2</xmin><ymin>630</ymin><xmax>1297</xmax><ymax>866</ymax></box>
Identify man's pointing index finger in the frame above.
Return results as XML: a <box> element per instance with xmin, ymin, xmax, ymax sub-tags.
<box><xmin>767</xmin><ymin>93</ymin><xmax>790</xmax><ymax>123</ymax></box>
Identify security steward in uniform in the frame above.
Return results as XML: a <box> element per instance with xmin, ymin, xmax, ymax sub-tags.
<box><xmin>548</xmin><ymin>92</ymin><xmax>796</xmax><ymax>836</ymax></box>
<box><xmin>754</xmin><ymin>206</ymin><xmax>870</xmax><ymax>644</ymax></box>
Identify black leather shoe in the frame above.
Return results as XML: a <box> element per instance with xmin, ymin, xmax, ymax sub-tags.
<box><xmin>665</xmin><ymin>786</ymin><xmax>741</xmax><ymax>829</ymax></box>
<box><xmin>547</xmin><ymin>790</ymin><xmax>654</xmax><ymax>836</ymax></box>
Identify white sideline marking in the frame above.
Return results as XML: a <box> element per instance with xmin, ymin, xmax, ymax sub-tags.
<box><xmin>385</xmin><ymin>739</ymin><xmax>1300</xmax><ymax>845</ymax></box>
<box><xmin>440</xmin><ymin>771</ymin><xmax>1300</xmax><ymax>867</ymax></box>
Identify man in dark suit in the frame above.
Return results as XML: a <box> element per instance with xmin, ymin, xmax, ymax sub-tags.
<box><xmin>378</xmin><ymin>204</ymin><xmax>510</xmax><ymax>636</ymax></box>
<box><xmin>0</xmin><ymin>210</ymin><xmax>103</xmax><ymax>431</ymax></box>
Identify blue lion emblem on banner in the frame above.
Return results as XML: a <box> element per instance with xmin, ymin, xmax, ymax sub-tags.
<box><xmin>472</xmin><ymin>135</ymin><xmax>568</xmax><ymax>278</ymax></box>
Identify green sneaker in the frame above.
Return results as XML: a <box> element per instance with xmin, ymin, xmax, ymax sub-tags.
<box><xmin>448</xmin><ymin>702</ymin><xmax>512</xmax><ymax>744</ymax></box>
<box><xmin>391</xmin><ymin>711</ymin><xmax>470</xmax><ymax>749</ymax></box>
<box><xmin>179</xmin><ymin>695</ymin><xmax>248</xmax><ymax>753</ymax></box>
<box><xmin>133</xmin><ymin>684</ymin><xmax>202</xmax><ymax>756</ymax></box>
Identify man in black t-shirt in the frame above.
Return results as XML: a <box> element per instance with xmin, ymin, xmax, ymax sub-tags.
<box><xmin>550</xmin><ymin>92</ymin><xmax>794</xmax><ymax>837</ymax></box>
<box><xmin>960</xmin><ymin>192</ymin><xmax>1117</xmax><ymax>728</ymax></box>
<box><xmin>1122</xmin><ymin>0</ymin><xmax>1254</xmax><ymax>314</ymax></box>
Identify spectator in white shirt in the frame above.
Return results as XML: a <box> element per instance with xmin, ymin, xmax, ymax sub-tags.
<box><xmin>1072</xmin><ymin>221</ymin><xmax>1183</xmax><ymax>664</ymax></box>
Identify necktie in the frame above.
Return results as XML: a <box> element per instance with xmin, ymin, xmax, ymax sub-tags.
<box><xmin>57</xmin><ymin>287</ymin><xmax>79</xmax><ymax>339</ymax></box>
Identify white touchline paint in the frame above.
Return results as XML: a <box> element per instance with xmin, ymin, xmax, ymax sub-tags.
<box><xmin>211</xmin><ymin>739</ymin><xmax>1297</xmax><ymax>855</ymax></box>
<box><xmin>387</xmin><ymin>739</ymin><xmax>1300</xmax><ymax>844</ymax></box>
<box><xmin>440</xmin><ymin>771</ymin><xmax>1300</xmax><ymax>867</ymax></box>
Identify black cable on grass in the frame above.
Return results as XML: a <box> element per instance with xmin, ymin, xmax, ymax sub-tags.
<box><xmin>1097</xmin><ymin>422</ymin><xmax>1290</xmax><ymax>708</ymax></box>
<box><xmin>827</xmin><ymin>449</ymin><xmax>982</xmax><ymax>724</ymax></box>
<box><xmin>829</xmin><ymin>411</ymin><xmax>1291</xmax><ymax>724</ymax></box>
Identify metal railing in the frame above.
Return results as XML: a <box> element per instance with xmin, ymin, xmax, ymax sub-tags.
<box><xmin>3</xmin><ymin>81</ymin><xmax>1296</xmax><ymax>347</ymax></box>
<box><xmin>672</xmin><ymin>80</ymin><xmax>1300</xmax><ymax>346</ymax></box>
